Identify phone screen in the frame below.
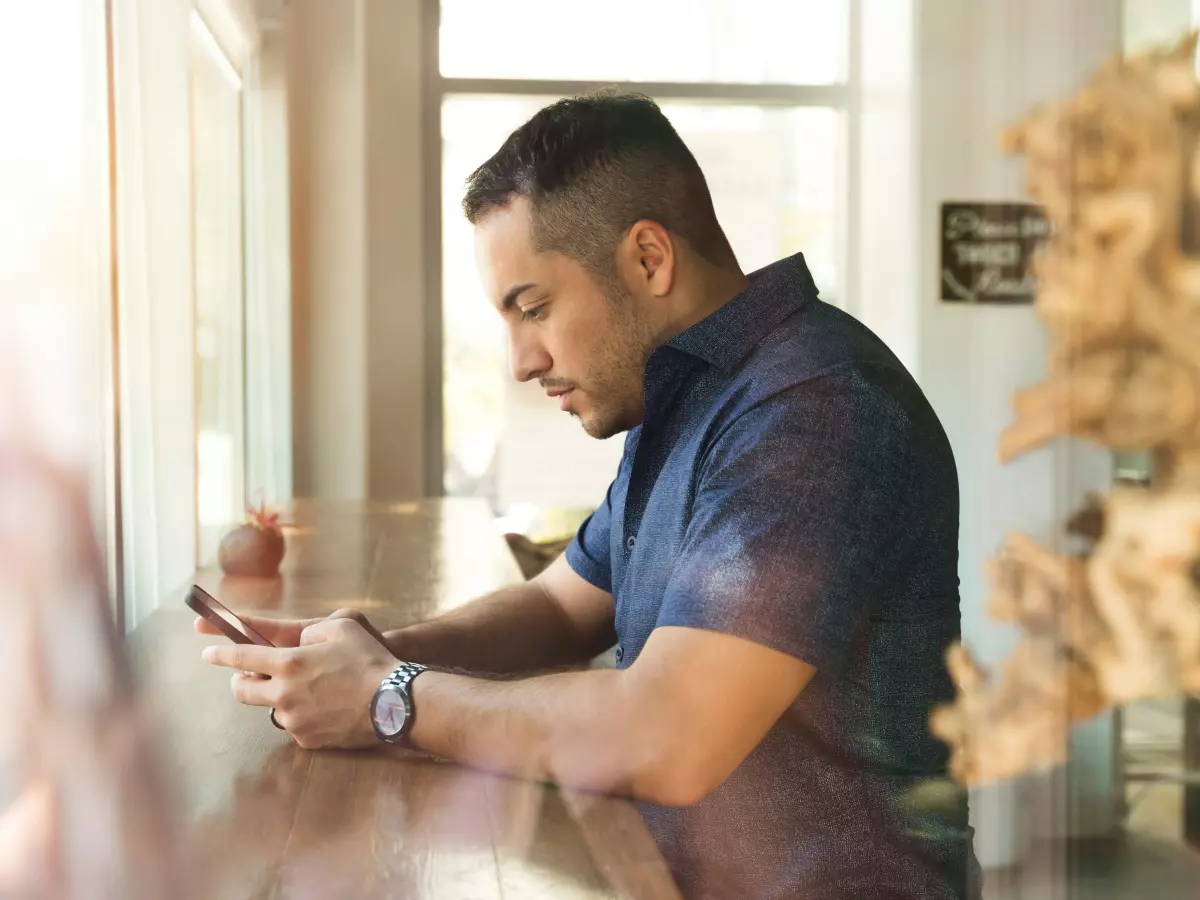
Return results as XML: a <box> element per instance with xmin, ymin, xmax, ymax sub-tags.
<box><xmin>185</xmin><ymin>585</ymin><xmax>274</xmax><ymax>647</ymax></box>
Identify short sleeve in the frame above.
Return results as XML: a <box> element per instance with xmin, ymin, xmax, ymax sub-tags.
<box><xmin>656</xmin><ymin>369</ymin><xmax>929</xmax><ymax>674</ymax></box>
<box><xmin>565</xmin><ymin>481</ymin><xmax>615</xmax><ymax>593</ymax></box>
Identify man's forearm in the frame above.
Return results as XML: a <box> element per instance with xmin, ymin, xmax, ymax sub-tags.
<box><xmin>408</xmin><ymin>667</ymin><xmax>684</xmax><ymax>805</ymax></box>
<box><xmin>383</xmin><ymin>581</ymin><xmax>611</xmax><ymax>675</ymax></box>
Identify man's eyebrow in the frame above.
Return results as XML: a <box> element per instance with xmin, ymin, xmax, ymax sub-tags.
<box><xmin>500</xmin><ymin>283</ymin><xmax>537</xmax><ymax>312</ymax></box>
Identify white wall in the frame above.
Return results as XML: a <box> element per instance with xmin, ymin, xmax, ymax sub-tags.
<box><xmin>287</xmin><ymin>0</ymin><xmax>367</xmax><ymax>501</ymax></box>
<box><xmin>287</xmin><ymin>0</ymin><xmax>427</xmax><ymax>503</ymax></box>
<box><xmin>857</xmin><ymin>0</ymin><xmax>919</xmax><ymax>375</ymax></box>
<box><xmin>913</xmin><ymin>0</ymin><xmax>1121</xmax><ymax>866</ymax></box>
<box><xmin>363</xmin><ymin>0</ymin><xmax>428</xmax><ymax>502</ymax></box>
<box><xmin>858</xmin><ymin>0</ymin><xmax>1126</xmax><ymax>869</ymax></box>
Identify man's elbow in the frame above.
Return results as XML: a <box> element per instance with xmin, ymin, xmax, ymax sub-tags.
<box><xmin>631</xmin><ymin>746</ymin><xmax>724</xmax><ymax>808</ymax></box>
<box><xmin>643</xmin><ymin>771</ymin><xmax>715</xmax><ymax>808</ymax></box>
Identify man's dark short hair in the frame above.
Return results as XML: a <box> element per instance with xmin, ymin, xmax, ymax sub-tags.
<box><xmin>462</xmin><ymin>90</ymin><xmax>737</xmax><ymax>283</ymax></box>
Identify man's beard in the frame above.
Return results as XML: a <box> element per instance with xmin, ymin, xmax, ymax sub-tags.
<box><xmin>574</xmin><ymin>285</ymin><xmax>651</xmax><ymax>440</ymax></box>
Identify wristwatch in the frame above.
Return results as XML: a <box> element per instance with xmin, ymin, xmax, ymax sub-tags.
<box><xmin>369</xmin><ymin>662</ymin><xmax>428</xmax><ymax>746</ymax></box>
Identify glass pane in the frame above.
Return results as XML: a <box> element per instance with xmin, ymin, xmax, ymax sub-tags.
<box><xmin>441</xmin><ymin>95</ymin><xmax>842</xmax><ymax>511</ymax></box>
<box><xmin>440</xmin><ymin>0</ymin><xmax>848</xmax><ymax>85</ymax></box>
<box><xmin>191</xmin><ymin>32</ymin><xmax>246</xmax><ymax>565</ymax></box>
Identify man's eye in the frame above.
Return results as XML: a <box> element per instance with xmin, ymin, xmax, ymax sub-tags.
<box><xmin>521</xmin><ymin>306</ymin><xmax>545</xmax><ymax>322</ymax></box>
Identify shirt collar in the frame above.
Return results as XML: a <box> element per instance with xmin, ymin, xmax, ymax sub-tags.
<box><xmin>663</xmin><ymin>253</ymin><xmax>817</xmax><ymax>372</ymax></box>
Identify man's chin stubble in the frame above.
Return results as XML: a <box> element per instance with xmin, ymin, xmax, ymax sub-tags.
<box><xmin>578</xmin><ymin>413</ymin><xmax>630</xmax><ymax>441</ymax></box>
<box><xmin>574</xmin><ymin>411</ymin><xmax>604</xmax><ymax>439</ymax></box>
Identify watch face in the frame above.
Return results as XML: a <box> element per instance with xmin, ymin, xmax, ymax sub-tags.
<box><xmin>371</xmin><ymin>687</ymin><xmax>409</xmax><ymax>738</ymax></box>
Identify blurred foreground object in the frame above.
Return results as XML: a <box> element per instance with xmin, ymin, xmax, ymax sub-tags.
<box><xmin>931</xmin><ymin>33</ymin><xmax>1200</xmax><ymax>786</ymax></box>
<box><xmin>0</xmin><ymin>305</ymin><xmax>184</xmax><ymax>898</ymax></box>
<box><xmin>218</xmin><ymin>499</ymin><xmax>286</xmax><ymax>577</ymax></box>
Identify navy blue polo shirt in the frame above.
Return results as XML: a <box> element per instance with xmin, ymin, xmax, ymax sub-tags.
<box><xmin>566</xmin><ymin>254</ymin><xmax>980</xmax><ymax>899</ymax></box>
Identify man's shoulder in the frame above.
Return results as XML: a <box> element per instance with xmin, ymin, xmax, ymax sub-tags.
<box><xmin>765</xmin><ymin>298</ymin><xmax>906</xmax><ymax>376</ymax></box>
<box><xmin>720</xmin><ymin>299</ymin><xmax>924</xmax><ymax>423</ymax></box>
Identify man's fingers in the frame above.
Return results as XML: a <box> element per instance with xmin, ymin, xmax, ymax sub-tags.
<box><xmin>230</xmin><ymin>672</ymin><xmax>278</xmax><ymax>708</ymax></box>
<box><xmin>202</xmin><ymin>643</ymin><xmax>293</xmax><ymax>676</ymax></box>
<box><xmin>326</xmin><ymin>607</ymin><xmax>368</xmax><ymax>624</ymax></box>
<box><xmin>192</xmin><ymin>614</ymin><xmax>322</xmax><ymax>646</ymax></box>
<box><xmin>299</xmin><ymin>616</ymin><xmax>360</xmax><ymax>646</ymax></box>
<box><xmin>323</xmin><ymin>607</ymin><xmax>388</xmax><ymax>643</ymax></box>
<box><xmin>193</xmin><ymin>616</ymin><xmax>224</xmax><ymax>636</ymax></box>
<box><xmin>202</xmin><ymin>608</ymin><xmax>376</xmax><ymax>649</ymax></box>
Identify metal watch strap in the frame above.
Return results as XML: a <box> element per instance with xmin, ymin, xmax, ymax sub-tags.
<box><xmin>378</xmin><ymin>662</ymin><xmax>427</xmax><ymax>745</ymax></box>
<box><xmin>380</xmin><ymin>661</ymin><xmax>427</xmax><ymax>694</ymax></box>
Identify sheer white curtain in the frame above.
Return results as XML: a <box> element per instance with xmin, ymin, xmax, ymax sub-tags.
<box><xmin>110</xmin><ymin>0</ymin><xmax>197</xmax><ymax>630</ymax></box>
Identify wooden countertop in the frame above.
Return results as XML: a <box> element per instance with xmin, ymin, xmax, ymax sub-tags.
<box><xmin>128</xmin><ymin>498</ymin><xmax>680</xmax><ymax>900</ymax></box>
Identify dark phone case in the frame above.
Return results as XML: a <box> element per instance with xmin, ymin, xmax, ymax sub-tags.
<box><xmin>185</xmin><ymin>586</ymin><xmax>274</xmax><ymax>647</ymax></box>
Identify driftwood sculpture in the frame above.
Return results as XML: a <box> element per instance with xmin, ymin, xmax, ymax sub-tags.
<box><xmin>0</xmin><ymin>307</ymin><xmax>185</xmax><ymax>898</ymax></box>
<box><xmin>931</xmin><ymin>33</ymin><xmax>1200</xmax><ymax>785</ymax></box>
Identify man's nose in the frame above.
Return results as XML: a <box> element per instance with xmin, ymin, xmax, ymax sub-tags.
<box><xmin>509</xmin><ymin>330</ymin><xmax>552</xmax><ymax>383</ymax></box>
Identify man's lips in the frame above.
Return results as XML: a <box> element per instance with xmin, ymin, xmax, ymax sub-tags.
<box><xmin>545</xmin><ymin>387</ymin><xmax>575</xmax><ymax>410</ymax></box>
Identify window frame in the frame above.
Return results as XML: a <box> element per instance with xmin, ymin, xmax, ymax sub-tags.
<box><xmin>103</xmin><ymin>0</ymin><xmax>126</xmax><ymax>631</ymax></box>
<box><xmin>421</xmin><ymin>0</ymin><xmax>862</xmax><ymax>496</ymax></box>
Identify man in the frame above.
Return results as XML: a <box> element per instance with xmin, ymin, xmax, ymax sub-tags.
<box><xmin>201</xmin><ymin>91</ymin><xmax>981</xmax><ymax>899</ymax></box>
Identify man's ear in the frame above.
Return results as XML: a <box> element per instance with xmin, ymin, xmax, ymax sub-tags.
<box><xmin>619</xmin><ymin>219</ymin><xmax>675</xmax><ymax>297</ymax></box>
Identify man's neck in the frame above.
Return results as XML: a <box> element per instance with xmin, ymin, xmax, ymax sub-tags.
<box><xmin>653</xmin><ymin>262</ymin><xmax>749</xmax><ymax>346</ymax></box>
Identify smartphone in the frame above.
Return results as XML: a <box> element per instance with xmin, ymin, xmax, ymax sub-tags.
<box><xmin>185</xmin><ymin>585</ymin><xmax>274</xmax><ymax>647</ymax></box>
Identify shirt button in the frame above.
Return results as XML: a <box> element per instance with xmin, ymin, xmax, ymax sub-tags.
<box><xmin>626</xmin><ymin>535</ymin><xmax>636</xmax><ymax>551</ymax></box>
<box><xmin>615</xmin><ymin>645</ymin><xmax>624</xmax><ymax>664</ymax></box>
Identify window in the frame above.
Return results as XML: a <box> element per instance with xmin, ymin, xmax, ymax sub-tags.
<box><xmin>11</xmin><ymin>1</ymin><xmax>295</xmax><ymax>631</ymax></box>
<box><xmin>190</xmin><ymin>11</ymin><xmax>247</xmax><ymax>566</ymax></box>
<box><xmin>439</xmin><ymin>0</ymin><xmax>847</xmax><ymax>85</ymax></box>
<box><xmin>109</xmin><ymin>2</ymin><xmax>290</xmax><ymax>628</ymax></box>
<box><xmin>435</xmin><ymin>1</ymin><xmax>854</xmax><ymax>522</ymax></box>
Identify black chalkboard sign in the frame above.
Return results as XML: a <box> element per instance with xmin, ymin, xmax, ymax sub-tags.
<box><xmin>940</xmin><ymin>202</ymin><xmax>1050</xmax><ymax>304</ymax></box>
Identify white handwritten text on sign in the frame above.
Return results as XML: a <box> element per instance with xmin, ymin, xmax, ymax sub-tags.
<box><xmin>940</xmin><ymin>202</ymin><xmax>1050</xmax><ymax>304</ymax></box>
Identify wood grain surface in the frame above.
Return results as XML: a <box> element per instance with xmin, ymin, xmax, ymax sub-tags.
<box><xmin>127</xmin><ymin>499</ymin><xmax>681</xmax><ymax>900</ymax></box>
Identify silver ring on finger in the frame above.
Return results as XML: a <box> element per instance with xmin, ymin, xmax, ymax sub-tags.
<box><xmin>269</xmin><ymin>708</ymin><xmax>285</xmax><ymax>730</ymax></box>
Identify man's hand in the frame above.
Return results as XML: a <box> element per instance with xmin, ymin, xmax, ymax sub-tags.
<box><xmin>202</xmin><ymin>617</ymin><xmax>399</xmax><ymax>750</ymax></box>
<box><xmin>193</xmin><ymin>606</ymin><xmax>389</xmax><ymax>650</ymax></box>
